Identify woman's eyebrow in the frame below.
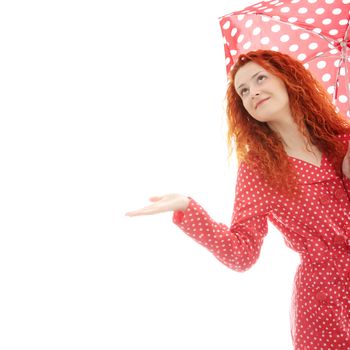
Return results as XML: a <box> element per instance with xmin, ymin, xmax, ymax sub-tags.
<box><xmin>237</xmin><ymin>71</ymin><xmax>264</xmax><ymax>90</ymax></box>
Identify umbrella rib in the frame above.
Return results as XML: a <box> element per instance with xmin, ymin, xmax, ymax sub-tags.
<box><xmin>305</xmin><ymin>54</ymin><xmax>338</xmax><ymax>61</ymax></box>
<box><xmin>344</xmin><ymin>20</ymin><xmax>350</xmax><ymax>43</ymax></box>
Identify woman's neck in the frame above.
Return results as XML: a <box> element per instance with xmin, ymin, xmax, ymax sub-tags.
<box><xmin>267</xmin><ymin>117</ymin><xmax>314</xmax><ymax>153</ymax></box>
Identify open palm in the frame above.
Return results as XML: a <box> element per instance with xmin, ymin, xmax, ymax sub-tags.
<box><xmin>125</xmin><ymin>194</ymin><xmax>190</xmax><ymax>217</ymax></box>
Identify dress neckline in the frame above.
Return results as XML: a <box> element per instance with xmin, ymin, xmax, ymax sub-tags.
<box><xmin>288</xmin><ymin>152</ymin><xmax>324</xmax><ymax>169</ymax></box>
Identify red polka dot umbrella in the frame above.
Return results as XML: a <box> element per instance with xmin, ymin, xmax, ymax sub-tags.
<box><xmin>219</xmin><ymin>0</ymin><xmax>350</xmax><ymax>118</ymax></box>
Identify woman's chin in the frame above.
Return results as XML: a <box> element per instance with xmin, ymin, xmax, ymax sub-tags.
<box><xmin>251</xmin><ymin>114</ymin><xmax>271</xmax><ymax>123</ymax></box>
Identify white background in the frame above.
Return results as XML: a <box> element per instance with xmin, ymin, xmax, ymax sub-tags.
<box><xmin>1</xmin><ymin>0</ymin><xmax>300</xmax><ymax>349</ymax></box>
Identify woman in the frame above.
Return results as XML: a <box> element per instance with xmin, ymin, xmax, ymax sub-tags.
<box><xmin>125</xmin><ymin>50</ymin><xmax>350</xmax><ymax>349</ymax></box>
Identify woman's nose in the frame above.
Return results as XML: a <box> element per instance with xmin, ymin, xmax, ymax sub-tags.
<box><xmin>251</xmin><ymin>91</ymin><xmax>260</xmax><ymax>99</ymax></box>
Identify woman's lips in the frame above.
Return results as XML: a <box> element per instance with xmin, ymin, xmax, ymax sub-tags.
<box><xmin>255</xmin><ymin>97</ymin><xmax>270</xmax><ymax>109</ymax></box>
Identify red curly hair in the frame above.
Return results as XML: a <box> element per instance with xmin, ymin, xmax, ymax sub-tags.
<box><xmin>226</xmin><ymin>49</ymin><xmax>350</xmax><ymax>198</ymax></box>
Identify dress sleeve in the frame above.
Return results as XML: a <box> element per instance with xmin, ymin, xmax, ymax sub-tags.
<box><xmin>172</xmin><ymin>162</ymin><xmax>272</xmax><ymax>272</ymax></box>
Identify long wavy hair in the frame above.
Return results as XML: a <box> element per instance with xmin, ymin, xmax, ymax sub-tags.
<box><xmin>226</xmin><ymin>49</ymin><xmax>350</xmax><ymax>198</ymax></box>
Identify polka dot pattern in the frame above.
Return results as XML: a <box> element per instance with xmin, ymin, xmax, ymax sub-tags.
<box><xmin>219</xmin><ymin>0</ymin><xmax>350</xmax><ymax>119</ymax></box>
<box><xmin>173</xmin><ymin>134</ymin><xmax>350</xmax><ymax>349</ymax></box>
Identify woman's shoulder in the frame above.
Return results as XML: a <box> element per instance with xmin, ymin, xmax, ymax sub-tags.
<box><xmin>236</xmin><ymin>158</ymin><xmax>268</xmax><ymax>185</ymax></box>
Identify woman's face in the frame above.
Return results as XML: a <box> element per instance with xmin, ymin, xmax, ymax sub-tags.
<box><xmin>233</xmin><ymin>61</ymin><xmax>291</xmax><ymax>123</ymax></box>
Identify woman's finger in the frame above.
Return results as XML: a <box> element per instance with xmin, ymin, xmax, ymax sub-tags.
<box><xmin>125</xmin><ymin>205</ymin><xmax>167</xmax><ymax>216</ymax></box>
<box><xmin>125</xmin><ymin>197</ymin><xmax>161</xmax><ymax>216</ymax></box>
<box><xmin>125</xmin><ymin>201</ymin><xmax>168</xmax><ymax>216</ymax></box>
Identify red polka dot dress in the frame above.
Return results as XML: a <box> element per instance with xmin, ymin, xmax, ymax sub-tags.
<box><xmin>172</xmin><ymin>134</ymin><xmax>350</xmax><ymax>350</ymax></box>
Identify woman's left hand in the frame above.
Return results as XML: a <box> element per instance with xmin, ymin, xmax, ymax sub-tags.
<box><xmin>342</xmin><ymin>141</ymin><xmax>350</xmax><ymax>179</ymax></box>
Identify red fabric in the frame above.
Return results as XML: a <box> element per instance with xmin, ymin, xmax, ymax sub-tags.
<box><xmin>173</xmin><ymin>136</ymin><xmax>350</xmax><ymax>349</ymax></box>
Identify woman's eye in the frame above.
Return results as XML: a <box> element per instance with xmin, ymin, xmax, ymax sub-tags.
<box><xmin>240</xmin><ymin>75</ymin><xmax>267</xmax><ymax>96</ymax></box>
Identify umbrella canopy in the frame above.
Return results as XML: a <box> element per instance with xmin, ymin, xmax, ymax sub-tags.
<box><xmin>219</xmin><ymin>0</ymin><xmax>350</xmax><ymax>118</ymax></box>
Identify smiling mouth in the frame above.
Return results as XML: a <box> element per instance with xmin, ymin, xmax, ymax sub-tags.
<box><xmin>255</xmin><ymin>98</ymin><xmax>270</xmax><ymax>109</ymax></box>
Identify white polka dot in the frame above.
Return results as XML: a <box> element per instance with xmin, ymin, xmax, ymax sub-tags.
<box><xmin>271</xmin><ymin>24</ymin><xmax>281</xmax><ymax>32</ymax></box>
<box><xmin>309</xmin><ymin>42</ymin><xmax>319</xmax><ymax>50</ymax></box>
<box><xmin>252</xmin><ymin>27</ymin><xmax>261</xmax><ymax>35</ymax></box>
<box><xmin>280</xmin><ymin>34</ymin><xmax>290</xmax><ymax>42</ymax></box>
<box><xmin>322</xmin><ymin>18</ymin><xmax>332</xmax><ymax>25</ymax></box>
<box><xmin>260</xmin><ymin>37</ymin><xmax>270</xmax><ymax>45</ymax></box>
<box><xmin>237</xmin><ymin>34</ymin><xmax>244</xmax><ymax>43</ymax></box>
<box><xmin>329</xmin><ymin>29</ymin><xmax>339</xmax><ymax>36</ymax></box>
<box><xmin>262</xmin><ymin>16</ymin><xmax>271</xmax><ymax>22</ymax></box>
<box><xmin>300</xmin><ymin>33</ymin><xmax>310</xmax><ymax>40</ymax></box>
<box><xmin>332</xmin><ymin>8</ymin><xmax>342</xmax><ymax>15</ymax></box>
<box><xmin>298</xmin><ymin>7</ymin><xmax>308</xmax><ymax>14</ymax></box>
<box><xmin>280</xmin><ymin>6</ymin><xmax>291</xmax><ymax>13</ymax></box>
<box><xmin>243</xmin><ymin>41</ymin><xmax>252</xmax><ymax>49</ymax></box>
<box><xmin>322</xmin><ymin>73</ymin><xmax>331</xmax><ymax>82</ymax></box>
<box><xmin>305</xmin><ymin>18</ymin><xmax>315</xmax><ymax>24</ymax></box>
<box><xmin>327</xmin><ymin>85</ymin><xmax>335</xmax><ymax>94</ymax></box>
<box><xmin>245</xmin><ymin>19</ymin><xmax>253</xmax><ymax>28</ymax></box>
<box><xmin>223</xmin><ymin>21</ymin><xmax>231</xmax><ymax>30</ymax></box>
<box><xmin>334</xmin><ymin>59</ymin><xmax>341</xmax><ymax>68</ymax></box>
<box><xmin>339</xmin><ymin>95</ymin><xmax>348</xmax><ymax>103</ymax></box>
<box><xmin>317</xmin><ymin>61</ymin><xmax>327</xmax><ymax>69</ymax></box>
<box><xmin>315</xmin><ymin>8</ymin><xmax>325</xmax><ymax>15</ymax></box>
<box><xmin>231</xmin><ymin>28</ymin><xmax>238</xmax><ymax>37</ymax></box>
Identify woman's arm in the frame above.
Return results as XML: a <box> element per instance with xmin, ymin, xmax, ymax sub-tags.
<box><xmin>172</xmin><ymin>162</ymin><xmax>272</xmax><ymax>272</ymax></box>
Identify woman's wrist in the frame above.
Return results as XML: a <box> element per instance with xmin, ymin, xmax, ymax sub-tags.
<box><xmin>175</xmin><ymin>196</ymin><xmax>191</xmax><ymax>212</ymax></box>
